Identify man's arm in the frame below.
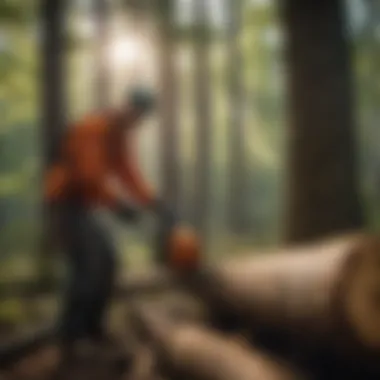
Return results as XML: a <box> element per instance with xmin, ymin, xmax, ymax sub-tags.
<box><xmin>116</xmin><ymin>135</ymin><xmax>155</xmax><ymax>207</ymax></box>
<box><xmin>115</xmin><ymin>134</ymin><xmax>178</xmax><ymax>222</ymax></box>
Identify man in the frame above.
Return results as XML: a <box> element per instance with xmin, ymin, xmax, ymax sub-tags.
<box><xmin>45</xmin><ymin>88</ymin><xmax>175</xmax><ymax>358</ymax></box>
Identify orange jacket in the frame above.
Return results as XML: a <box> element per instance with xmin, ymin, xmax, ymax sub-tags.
<box><xmin>44</xmin><ymin>111</ymin><xmax>154</xmax><ymax>209</ymax></box>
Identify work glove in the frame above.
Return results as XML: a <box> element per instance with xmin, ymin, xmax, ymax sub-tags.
<box><xmin>113</xmin><ymin>200</ymin><xmax>140</xmax><ymax>223</ymax></box>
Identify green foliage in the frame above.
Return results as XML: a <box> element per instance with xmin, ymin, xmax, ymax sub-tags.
<box><xmin>0</xmin><ymin>0</ymin><xmax>34</xmax><ymax>24</ymax></box>
<box><xmin>0</xmin><ymin>299</ymin><xmax>25</xmax><ymax>325</ymax></box>
<box><xmin>0</xmin><ymin>0</ymin><xmax>39</xmax><ymax>270</ymax></box>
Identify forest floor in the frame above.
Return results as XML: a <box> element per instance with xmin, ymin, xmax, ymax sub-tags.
<box><xmin>0</xmin><ymin>291</ymin><xmax>205</xmax><ymax>380</ymax></box>
<box><xmin>0</xmin><ymin>232</ymin><xmax>270</xmax><ymax>329</ymax></box>
<box><xmin>0</xmin><ymin>234</ymin><xmax>282</xmax><ymax>379</ymax></box>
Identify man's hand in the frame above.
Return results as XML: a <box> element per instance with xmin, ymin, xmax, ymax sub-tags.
<box><xmin>113</xmin><ymin>201</ymin><xmax>140</xmax><ymax>223</ymax></box>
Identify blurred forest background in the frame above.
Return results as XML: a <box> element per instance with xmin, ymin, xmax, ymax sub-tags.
<box><xmin>0</xmin><ymin>0</ymin><xmax>379</xmax><ymax>328</ymax></box>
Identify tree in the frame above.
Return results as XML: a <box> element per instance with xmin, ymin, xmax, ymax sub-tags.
<box><xmin>281</xmin><ymin>0</ymin><xmax>364</xmax><ymax>243</ymax></box>
<box><xmin>226</xmin><ymin>0</ymin><xmax>247</xmax><ymax>234</ymax></box>
<box><xmin>193</xmin><ymin>0</ymin><xmax>212</xmax><ymax>241</ymax></box>
<box><xmin>237</xmin><ymin>1</ymin><xmax>285</xmax><ymax>243</ymax></box>
<box><xmin>151</xmin><ymin>0</ymin><xmax>181</xmax><ymax>264</ymax></box>
<box><xmin>351</xmin><ymin>0</ymin><xmax>380</xmax><ymax>227</ymax></box>
<box><xmin>39</xmin><ymin>0</ymin><xmax>66</xmax><ymax>286</ymax></box>
<box><xmin>94</xmin><ymin>0</ymin><xmax>110</xmax><ymax>108</ymax></box>
<box><xmin>157</xmin><ymin>0</ymin><xmax>180</xmax><ymax>212</ymax></box>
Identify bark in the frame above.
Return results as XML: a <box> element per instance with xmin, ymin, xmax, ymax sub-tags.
<box><xmin>192</xmin><ymin>0</ymin><xmax>212</xmax><ymax>242</ymax></box>
<box><xmin>39</xmin><ymin>0</ymin><xmax>66</xmax><ymax>287</ymax></box>
<box><xmin>94</xmin><ymin>0</ymin><xmax>110</xmax><ymax>108</ymax></box>
<box><xmin>158</xmin><ymin>0</ymin><xmax>180</xmax><ymax>210</ymax></box>
<box><xmin>154</xmin><ymin>0</ymin><xmax>180</xmax><ymax>265</ymax></box>
<box><xmin>281</xmin><ymin>0</ymin><xmax>363</xmax><ymax>243</ymax></box>
<box><xmin>41</xmin><ymin>0</ymin><xmax>66</xmax><ymax>165</ymax></box>
<box><xmin>226</xmin><ymin>0</ymin><xmax>247</xmax><ymax>233</ymax></box>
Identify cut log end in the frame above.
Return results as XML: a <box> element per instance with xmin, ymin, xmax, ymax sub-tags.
<box><xmin>344</xmin><ymin>235</ymin><xmax>380</xmax><ymax>350</ymax></box>
<box><xmin>191</xmin><ymin>233</ymin><xmax>380</xmax><ymax>355</ymax></box>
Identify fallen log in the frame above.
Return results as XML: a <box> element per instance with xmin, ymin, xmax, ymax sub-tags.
<box><xmin>0</xmin><ymin>267</ymin><xmax>178</xmax><ymax>299</ymax></box>
<box><xmin>0</xmin><ymin>269</ymin><xmax>179</xmax><ymax>369</ymax></box>
<box><xmin>0</xmin><ymin>325</ymin><xmax>54</xmax><ymax>369</ymax></box>
<box><xmin>127</xmin><ymin>292</ymin><xmax>210</xmax><ymax>323</ymax></box>
<box><xmin>130</xmin><ymin>303</ymin><xmax>305</xmax><ymax>380</ymax></box>
<box><xmin>117</xmin><ymin>268</ymin><xmax>179</xmax><ymax>297</ymax></box>
<box><xmin>185</xmin><ymin>233</ymin><xmax>380</xmax><ymax>361</ymax></box>
<box><xmin>5</xmin><ymin>344</ymin><xmax>60</xmax><ymax>380</ymax></box>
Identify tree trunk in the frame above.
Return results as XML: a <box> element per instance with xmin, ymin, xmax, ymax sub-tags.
<box><xmin>41</xmin><ymin>0</ymin><xmax>66</xmax><ymax>165</ymax></box>
<box><xmin>94</xmin><ymin>0</ymin><xmax>109</xmax><ymax>108</ymax></box>
<box><xmin>226</xmin><ymin>0</ymin><xmax>247</xmax><ymax>234</ymax></box>
<box><xmin>193</xmin><ymin>0</ymin><xmax>211</xmax><ymax>243</ymax></box>
<box><xmin>356</xmin><ymin>1</ymin><xmax>380</xmax><ymax>225</ymax></box>
<box><xmin>158</xmin><ymin>0</ymin><xmax>180</xmax><ymax>210</ymax></box>
<box><xmin>39</xmin><ymin>0</ymin><xmax>66</xmax><ymax>287</ymax></box>
<box><xmin>282</xmin><ymin>0</ymin><xmax>363</xmax><ymax>243</ymax></box>
<box><xmin>153</xmin><ymin>0</ymin><xmax>180</xmax><ymax>264</ymax></box>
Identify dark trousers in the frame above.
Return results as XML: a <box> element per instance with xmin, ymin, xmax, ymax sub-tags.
<box><xmin>56</xmin><ymin>204</ymin><xmax>116</xmax><ymax>344</ymax></box>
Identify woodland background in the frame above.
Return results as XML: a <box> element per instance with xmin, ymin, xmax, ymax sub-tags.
<box><xmin>0</xmin><ymin>0</ymin><xmax>379</xmax><ymax>329</ymax></box>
